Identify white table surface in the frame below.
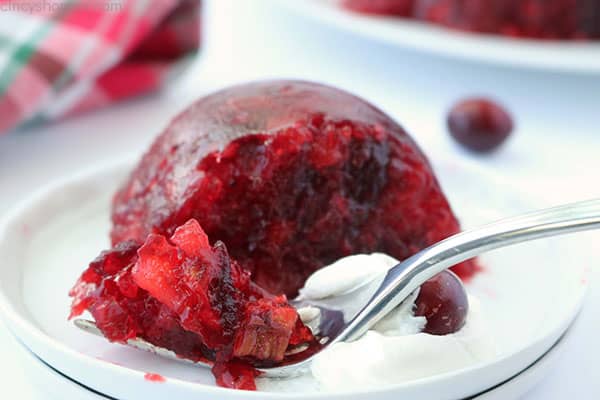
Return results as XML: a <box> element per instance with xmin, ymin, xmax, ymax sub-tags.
<box><xmin>1</xmin><ymin>0</ymin><xmax>599</xmax><ymax>398</ymax></box>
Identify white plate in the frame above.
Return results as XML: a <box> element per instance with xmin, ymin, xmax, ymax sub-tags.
<box><xmin>0</xmin><ymin>157</ymin><xmax>590</xmax><ymax>399</ymax></box>
<box><xmin>16</xmin><ymin>322</ymin><xmax>574</xmax><ymax>400</ymax></box>
<box><xmin>273</xmin><ymin>0</ymin><xmax>600</xmax><ymax>74</ymax></box>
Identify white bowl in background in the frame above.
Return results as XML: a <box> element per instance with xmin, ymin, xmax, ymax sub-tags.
<box><xmin>273</xmin><ymin>0</ymin><xmax>600</xmax><ymax>74</ymax></box>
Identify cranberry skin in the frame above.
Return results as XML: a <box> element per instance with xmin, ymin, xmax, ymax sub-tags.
<box><xmin>447</xmin><ymin>98</ymin><xmax>513</xmax><ymax>153</ymax></box>
<box><xmin>415</xmin><ymin>270</ymin><xmax>468</xmax><ymax>335</ymax></box>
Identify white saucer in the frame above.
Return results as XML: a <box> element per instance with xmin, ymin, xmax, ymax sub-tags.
<box><xmin>15</xmin><ymin>315</ymin><xmax>576</xmax><ymax>400</ymax></box>
<box><xmin>273</xmin><ymin>0</ymin><xmax>600</xmax><ymax>74</ymax></box>
<box><xmin>0</xmin><ymin>157</ymin><xmax>591</xmax><ymax>399</ymax></box>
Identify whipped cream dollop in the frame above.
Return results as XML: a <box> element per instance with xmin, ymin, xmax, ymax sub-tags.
<box><xmin>260</xmin><ymin>253</ymin><xmax>497</xmax><ymax>392</ymax></box>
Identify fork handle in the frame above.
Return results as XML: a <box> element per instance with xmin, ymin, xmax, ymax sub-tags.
<box><xmin>338</xmin><ymin>198</ymin><xmax>600</xmax><ymax>344</ymax></box>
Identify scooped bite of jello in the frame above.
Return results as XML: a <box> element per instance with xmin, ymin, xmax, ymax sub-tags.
<box><xmin>70</xmin><ymin>80</ymin><xmax>479</xmax><ymax>390</ymax></box>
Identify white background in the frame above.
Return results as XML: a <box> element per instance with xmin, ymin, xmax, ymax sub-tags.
<box><xmin>1</xmin><ymin>0</ymin><xmax>599</xmax><ymax>398</ymax></box>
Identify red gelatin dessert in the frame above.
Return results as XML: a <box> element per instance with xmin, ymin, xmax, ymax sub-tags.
<box><xmin>343</xmin><ymin>0</ymin><xmax>600</xmax><ymax>40</ymax></box>
<box><xmin>71</xmin><ymin>80</ymin><xmax>478</xmax><ymax>390</ymax></box>
<box><xmin>111</xmin><ymin>80</ymin><xmax>477</xmax><ymax>297</ymax></box>
<box><xmin>70</xmin><ymin>219</ymin><xmax>314</xmax><ymax>390</ymax></box>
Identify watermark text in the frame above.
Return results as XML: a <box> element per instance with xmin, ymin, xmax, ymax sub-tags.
<box><xmin>0</xmin><ymin>1</ymin><xmax>123</xmax><ymax>14</ymax></box>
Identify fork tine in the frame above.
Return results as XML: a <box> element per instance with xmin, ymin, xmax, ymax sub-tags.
<box><xmin>73</xmin><ymin>318</ymin><xmax>105</xmax><ymax>336</ymax></box>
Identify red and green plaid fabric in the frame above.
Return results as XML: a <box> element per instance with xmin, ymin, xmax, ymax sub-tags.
<box><xmin>0</xmin><ymin>0</ymin><xmax>201</xmax><ymax>134</ymax></box>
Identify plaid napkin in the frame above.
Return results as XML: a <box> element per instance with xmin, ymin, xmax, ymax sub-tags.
<box><xmin>0</xmin><ymin>0</ymin><xmax>201</xmax><ymax>134</ymax></box>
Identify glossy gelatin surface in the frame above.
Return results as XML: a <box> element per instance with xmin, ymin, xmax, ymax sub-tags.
<box><xmin>111</xmin><ymin>80</ymin><xmax>477</xmax><ymax>297</ymax></box>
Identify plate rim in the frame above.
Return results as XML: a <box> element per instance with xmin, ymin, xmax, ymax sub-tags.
<box><xmin>14</xmin><ymin>319</ymin><xmax>575</xmax><ymax>400</ymax></box>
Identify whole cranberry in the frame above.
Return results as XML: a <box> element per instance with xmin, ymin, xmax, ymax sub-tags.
<box><xmin>415</xmin><ymin>270</ymin><xmax>468</xmax><ymax>335</ymax></box>
<box><xmin>447</xmin><ymin>98</ymin><xmax>514</xmax><ymax>153</ymax></box>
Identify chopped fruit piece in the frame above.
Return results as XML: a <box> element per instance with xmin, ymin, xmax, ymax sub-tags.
<box><xmin>414</xmin><ymin>270</ymin><xmax>469</xmax><ymax>335</ymax></box>
<box><xmin>70</xmin><ymin>219</ymin><xmax>314</xmax><ymax>390</ymax></box>
<box><xmin>133</xmin><ymin>235</ymin><xmax>183</xmax><ymax>313</ymax></box>
<box><xmin>111</xmin><ymin>80</ymin><xmax>478</xmax><ymax>297</ymax></box>
<box><xmin>233</xmin><ymin>297</ymin><xmax>299</xmax><ymax>361</ymax></box>
<box><xmin>447</xmin><ymin>97</ymin><xmax>513</xmax><ymax>153</ymax></box>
